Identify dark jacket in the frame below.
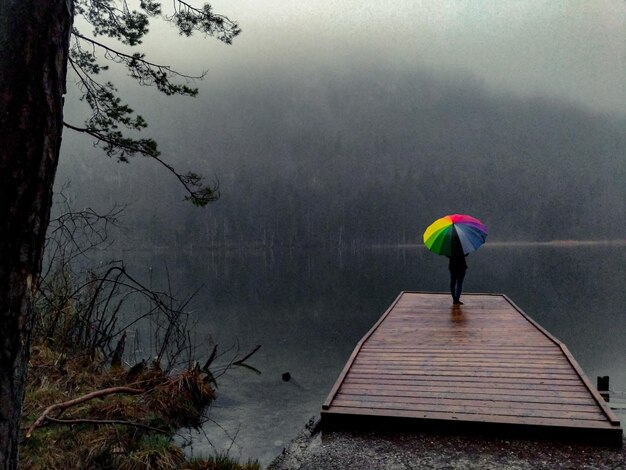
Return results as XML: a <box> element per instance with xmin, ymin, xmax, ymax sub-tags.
<box><xmin>447</xmin><ymin>254</ymin><xmax>467</xmax><ymax>271</ymax></box>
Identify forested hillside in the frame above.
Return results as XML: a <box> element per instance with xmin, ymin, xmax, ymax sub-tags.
<box><xmin>59</xmin><ymin>65</ymin><xmax>626</xmax><ymax>247</ymax></box>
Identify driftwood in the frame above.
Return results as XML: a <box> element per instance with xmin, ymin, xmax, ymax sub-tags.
<box><xmin>25</xmin><ymin>386</ymin><xmax>144</xmax><ymax>438</ymax></box>
<box><xmin>44</xmin><ymin>416</ymin><xmax>167</xmax><ymax>434</ymax></box>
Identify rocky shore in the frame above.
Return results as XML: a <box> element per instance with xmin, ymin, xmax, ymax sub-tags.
<box><xmin>269</xmin><ymin>418</ymin><xmax>626</xmax><ymax>469</ymax></box>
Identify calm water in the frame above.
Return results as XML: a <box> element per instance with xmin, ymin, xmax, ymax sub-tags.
<box><xmin>119</xmin><ymin>243</ymin><xmax>625</xmax><ymax>466</ymax></box>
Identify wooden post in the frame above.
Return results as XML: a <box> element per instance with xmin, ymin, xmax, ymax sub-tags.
<box><xmin>597</xmin><ymin>376</ymin><xmax>610</xmax><ymax>402</ymax></box>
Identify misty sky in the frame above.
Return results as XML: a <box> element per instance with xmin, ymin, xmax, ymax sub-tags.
<box><xmin>143</xmin><ymin>0</ymin><xmax>626</xmax><ymax>116</ymax></box>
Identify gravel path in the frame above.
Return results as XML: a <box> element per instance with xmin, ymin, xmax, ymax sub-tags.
<box><xmin>268</xmin><ymin>419</ymin><xmax>626</xmax><ymax>469</ymax></box>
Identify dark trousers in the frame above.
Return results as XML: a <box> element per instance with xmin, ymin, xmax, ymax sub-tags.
<box><xmin>450</xmin><ymin>268</ymin><xmax>466</xmax><ymax>302</ymax></box>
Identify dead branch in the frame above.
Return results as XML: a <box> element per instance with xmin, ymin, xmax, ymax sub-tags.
<box><xmin>232</xmin><ymin>344</ymin><xmax>261</xmax><ymax>366</ymax></box>
<box><xmin>43</xmin><ymin>416</ymin><xmax>168</xmax><ymax>434</ymax></box>
<box><xmin>25</xmin><ymin>386</ymin><xmax>144</xmax><ymax>438</ymax></box>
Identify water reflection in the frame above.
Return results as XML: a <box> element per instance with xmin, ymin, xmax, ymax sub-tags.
<box><xmin>118</xmin><ymin>243</ymin><xmax>625</xmax><ymax>466</ymax></box>
<box><xmin>450</xmin><ymin>306</ymin><xmax>466</xmax><ymax>323</ymax></box>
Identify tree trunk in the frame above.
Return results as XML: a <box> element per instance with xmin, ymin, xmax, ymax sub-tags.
<box><xmin>0</xmin><ymin>1</ymin><xmax>73</xmax><ymax>468</ymax></box>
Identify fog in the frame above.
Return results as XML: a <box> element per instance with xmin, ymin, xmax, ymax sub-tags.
<box><xmin>141</xmin><ymin>0</ymin><xmax>626</xmax><ymax>115</ymax></box>
<box><xmin>58</xmin><ymin>1</ymin><xmax>626</xmax><ymax>245</ymax></box>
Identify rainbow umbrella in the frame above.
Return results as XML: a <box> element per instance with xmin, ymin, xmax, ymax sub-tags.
<box><xmin>423</xmin><ymin>214</ymin><xmax>487</xmax><ymax>256</ymax></box>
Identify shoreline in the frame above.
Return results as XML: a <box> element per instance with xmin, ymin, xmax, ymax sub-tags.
<box><xmin>373</xmin><ymin>239</ymin><xmax>626</xmax><ymax>249</ymax></box>
<box><xmin>269</xmin><ymin>418</ymin><xmax>626</xmax><ymax>470</ymax></box>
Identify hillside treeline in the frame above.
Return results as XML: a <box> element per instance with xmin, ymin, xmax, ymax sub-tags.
<box><xmin>59</xmin><ymin>65</ymin><xmax>626</xmax><ymax>247</ymax></box>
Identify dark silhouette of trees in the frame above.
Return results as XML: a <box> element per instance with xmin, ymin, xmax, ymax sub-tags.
<box><xmin>0</xmin><ymin>1</ymin><xmax>238</xmax><ymax>468</ymax></box>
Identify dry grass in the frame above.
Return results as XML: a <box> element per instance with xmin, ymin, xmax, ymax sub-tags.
<box><xmin>20</xmin><ymin>343</ymin><xmax>258</xmax><ymax>470</ymax></box>
<box><xmin>184</xmin><ymin>455</ymin><xmax>262</xmax><ymax>470</ymax></box>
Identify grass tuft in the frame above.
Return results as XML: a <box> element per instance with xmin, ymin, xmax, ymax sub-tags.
<box><xmin>20</xmin><ymin>343</ymin><xmax>256</xmax><ymax>469</ymax></box>
<box><xmin>185</xmin><ymin>454</ymin><xmax>261</xmax><ymax>470</ymax></box>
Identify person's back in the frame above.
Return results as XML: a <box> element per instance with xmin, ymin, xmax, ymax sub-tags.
<box><xmin>448</xmin><ymin>254</ymin><xmax>467</xmax><ymax>271</ymax></box>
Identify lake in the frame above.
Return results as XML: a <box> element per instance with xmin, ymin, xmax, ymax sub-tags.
<box><xmin>118</xmin><ymin>242</ymin><xmax>625</xmax><ymax>466</ymax></box>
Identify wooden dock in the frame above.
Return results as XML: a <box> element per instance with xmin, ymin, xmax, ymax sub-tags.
<box><xmin>321</xmin><ymin>292</ymin><xmax>622</xmax><ymax>444</ymax></box>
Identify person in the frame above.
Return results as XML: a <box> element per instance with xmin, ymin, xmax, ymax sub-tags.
<box><xmin>447</xmin><ymin>253</ymin><xmax>467</xmax><ymax>305</ymax></box>
<box><xmin>446</xmin><ymin>230</ymin><xmax>467</xmax><ymax>305</ymax></box>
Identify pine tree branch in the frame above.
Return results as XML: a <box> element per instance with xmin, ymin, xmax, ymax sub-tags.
<box><xmin>73</xmin><ymin>30</ymin><xmax>205</xmax><ymax>81</ymax></box>
<box><xmin>65</xmin><ymin>1</ymin><xmax>237</xmax><ymax>206</ymax></box>
<box><xmin>64</xmin><ymin>121</ymin><xmax>220</xmax><ymax>206</ymax></box>
<box><xmin>64</xmin><ymin>122</ymin><xmax>156</xmax><ymax>156</ymax></box>
<box><xmin>170</xmin><ymin>0</ymin><xmax>241</xmax><ymax>41</ymax></box>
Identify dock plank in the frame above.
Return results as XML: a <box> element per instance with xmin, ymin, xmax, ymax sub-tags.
<box><xmin>321</xmin><ymin>292</ymin><xmax>622</xmax><ymax>444</ymax></box>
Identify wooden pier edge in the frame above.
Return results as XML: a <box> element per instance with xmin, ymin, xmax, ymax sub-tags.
<box><xmin>321</xmin><ymin>291</ymin><xmax>623</xmax><ymax>445</ymax></box>
<box><xmin>321</xmin><ymin>411</ymin><xmax>624</xmax><ymax>447</ymax></box>
<box><xmin>501</xmin><ymin>294</ymin><xmax>621</xmax><ymax>425</ymax></box>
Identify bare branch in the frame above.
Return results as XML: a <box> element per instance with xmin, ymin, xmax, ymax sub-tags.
<box><xmin>232</xmin><ymin>344</ymin><xmax>261</xmax><ymax>366</ymax></box>
<box><xmin>44</xmin><ymin>416</ymin><xmax>169</xmax><ymax>434</ymax></box>
<box><xmin>25</xmin><ymin>386</ymin><xmax>144</xmax><ymax>438</ymax></box>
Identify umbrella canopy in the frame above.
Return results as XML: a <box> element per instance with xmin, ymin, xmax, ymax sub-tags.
<box><xmin>423</xmin><ymin>214</ymin><xmax>487</xmax><ymax>256</ymax></box>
